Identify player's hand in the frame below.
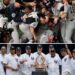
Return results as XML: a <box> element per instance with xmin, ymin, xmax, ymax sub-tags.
<box><xmin>30</xmin><ymin>2</ymin><xmax>36</xmax><ymax>7</ymax></box>
<box><xmin>15</xmin><ymin>2</ymin><xmax>21</xmax><ymax>8</ymax></box>
<box><xmin>20</xmin><ymin>60</ymin><xmax>25</xmax><ymax>64</ymax></box>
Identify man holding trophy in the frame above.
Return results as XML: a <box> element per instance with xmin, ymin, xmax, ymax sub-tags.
<box><xmin>31</xmin><ymin>45</ymin><xmax>48</xmax><ymax>75</ymax></box>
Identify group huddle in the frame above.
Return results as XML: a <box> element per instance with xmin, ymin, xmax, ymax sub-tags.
<box><xmin>0</xmin><ymin>45</ymin><xmax>75</xmax><ymax>75</ymax></box>
<box><xmin>0</xmin><ymin>0</ymin><xmax>75</xmax><ymax>43</ymax></box>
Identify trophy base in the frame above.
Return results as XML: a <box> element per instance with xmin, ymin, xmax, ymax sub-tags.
<box><xmin>36</xmin><ymin>68</ymin><xmax>45</xmax><ymax>71</ymax></box>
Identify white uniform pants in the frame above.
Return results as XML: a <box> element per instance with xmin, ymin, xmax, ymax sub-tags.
<box><xmin>61</xmin><ymin>21</ymin><xmax>67</xmax><ymax>43</ymax></box>
<box><xmin>65</xmin><ymin>20</ymin><xmax>75</xmax><ymax>43</ymax></box>
<box><xmin>61</xmin><ymin>20</ymin><xmax>75</xmax><ymax>43</ymax></box>
<box><xmin>19</xmin><ymin>23</ymin><xmax>33</xmax><ymax>43</ymax></box>
<box><xmin>7</xmin><ymin>20</ymin><xmax>20</xmax><ymax>43</ymax></box>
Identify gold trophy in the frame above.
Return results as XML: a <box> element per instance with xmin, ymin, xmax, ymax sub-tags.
<box><xmin>34</xmin><ymin>55</ymin><xmax>46</xmax><ymax>71</ymax></box>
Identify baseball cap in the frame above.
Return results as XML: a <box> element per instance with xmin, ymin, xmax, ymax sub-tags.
<box><xmin>37</xmin><ymin>45</ymin><xmax>42</xmax><ymax>48</ymax></box>
<box><xmin>10</xmin><ymin>46</ymin><xmax>15</xmax><ymax>50</ymax></box>
<box><xmin>49</xmin><ymin>45</ymin><xmax>54</xmax><ymax>49</ymax></box>
<box><xmin>25</xmin><ymin>46</ymin><xmax>31</xmax><ymax>50</ymax></box>
<box><xmin>49</xmin><ymin>45</ymin><xmax>55</xmax><ymax>51</ymax></box>
<box><xmin>72</xmin><ymin>49</ymin><xmax>75</xmax><ymax>53</ymax></box>
<box><xmin>1</xmin><ymin>46</ymin><xmax>6</xmax><ymax>50</ymax></box>
<box><xmin>16</xmin><ymin>47</ymin><xmax>21</xmax><ymax>51</ymax></box>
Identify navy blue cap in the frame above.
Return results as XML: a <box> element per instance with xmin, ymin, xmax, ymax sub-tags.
<box><xmin>16</xmin><ymin>47</ymin><xmax>21</xmax><ymax>51</ymax></box>
<box><xmin>49</xmin><ymin>45</ymin><xmax>54</xmax><ymax>49</ymax></box>
<box><xmin>37</xmin><ymin>45</ymin><xmax>42</xmax><ymax>48</ymax></box>
<box><xmin>1</xmin><ymin>46</ymin><xmax>6</xmax><ymax>49</ymax></box>
<box><xmin>25</xmin><ymin>46</ymin><xmax>31</xmax><ymax>50</ymax></box>
<box><xmin>10</xmin><ymin>46</ymin><xmax>15</xmax><ymax>50</ymax></box>
<box><xmin>73</xmin><ymin>49</ymin><xmax>75</xmax><ymax>52</ymax></box>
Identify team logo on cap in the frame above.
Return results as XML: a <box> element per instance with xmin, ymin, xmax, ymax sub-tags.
<box><xmin>12</xmin><ymin>13</ymin><xmax>16</xmax><ymax>18</ymax></box>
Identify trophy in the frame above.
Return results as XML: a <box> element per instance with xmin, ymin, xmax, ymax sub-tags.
<box><xmin>34</xmin><ymin>55</ymin><xmax>46</xmax><ymax>71</ymax></box>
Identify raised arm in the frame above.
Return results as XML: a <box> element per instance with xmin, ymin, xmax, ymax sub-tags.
<box><xmin>65</xmin><ymin>44</ymin><xmax>72</xmax><ymax>58</ymax></box>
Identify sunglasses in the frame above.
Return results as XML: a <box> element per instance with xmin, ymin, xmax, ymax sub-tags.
<box><xmin>51</xmin><ymin>50</ymin><xmax>55</xmax><ymax>52</ymax></box>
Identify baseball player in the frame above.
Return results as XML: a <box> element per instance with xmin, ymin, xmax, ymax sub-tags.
<box><xmin>16</xmin><ymin>47</ymin><xmax>22</xmax><ymax>75</ymax></box>
<box><xmin>19</xmin><ymin>46</ymin><xmax>33</xmax><ymax>75</ymax></box>
<box><xmin>60</xmin><ymin>0</ymin><xmax>75</xmax><ymax>43</ymax></box>
<box><xmin>71</xmin><ymin>49</ymin><xmax>75</xmax><ymax>75</ymax></box>
<box><xmin>50</xmin><ymin>0</ymin><xmax>63</xmax><ymax>42</ymax></box>
<box><xmin>60</xmin><ymin>45</ymin><xmax>72</xmax><ymax>75</ymax></box>
<box><xmin>3</xmin><ymin>46</ymin><xmax>19</xmax><ymax>75</ymax></box>
<box><xmin>6</xmin><ymin>2</ymin><xmax>22</xmax><ymax>43</ymax></box>
<box><xmin>16</xmin><ymin>47</ymin><xmax>21</xmax><ymax>57</ymax></box>
<box><xmin>63</xmin><ymin>0</ymin><xmax>75</xmax><ymax>43</ymax></box>
<box><xmin>0</xmin><ymin>46</ymin><xmax>7</xmax><ymax>75</ymax></box>
<box><xmin>46</xmin><ymin>45</ymin><xmax>61</xmax><ymax>75</ymax></box>
<box><xmin>19</xmin><ymin>7</ymin><xmax>39</xmax><ymax>43</ymax></box>
<box><xmin>31</xmin><ymin>45</ymin><xmax>47</xmax><ymax>71</ymax></box>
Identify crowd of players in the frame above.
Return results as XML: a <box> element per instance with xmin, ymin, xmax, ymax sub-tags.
<box><xmin>0</xmin><ymin>44</ymin><xmax>75</xmax><ymax>75</ymax></box>
<box><xmin>0</xmin><ymin>0</ymin><xmax>75</xmax><ymax>43</ymax></box>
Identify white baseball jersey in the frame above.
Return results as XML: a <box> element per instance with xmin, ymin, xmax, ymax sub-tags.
<box><xmin>46</xmin><ymin>53</ymin><xmax>61</xmax><ymax>75</ymax></box>
<box><xmin>27</xmin><ymin>12</ymin><xmax>38</xmax><ymax>28</ymax></box>
<box><xmin>71</xmin><ymin>58</ymin><xmax>75</xmax><ymax>75</ymax></box>
<box><xmin>15</xmin><ymin>55</ymin><xmax>22</xmax><ymax>75</ymax></box>
<box><xmin>19</xmin><ymin>53</ymin><xmax>33</xmax><ymax>75</ymax></box>
<box><xmin>62</xmin><ymin>55</ymin><xmax>72</xmax><ymax>74</ymax></box>
<box><xmin>0</xmin><ymin>54</ymin><xmax>7</xmax><ymax>75</ymax></box>
<box><xmin>3</xmin><ymin>53</ymin><xmax>19</xmax><ymax>75</ymax></box>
